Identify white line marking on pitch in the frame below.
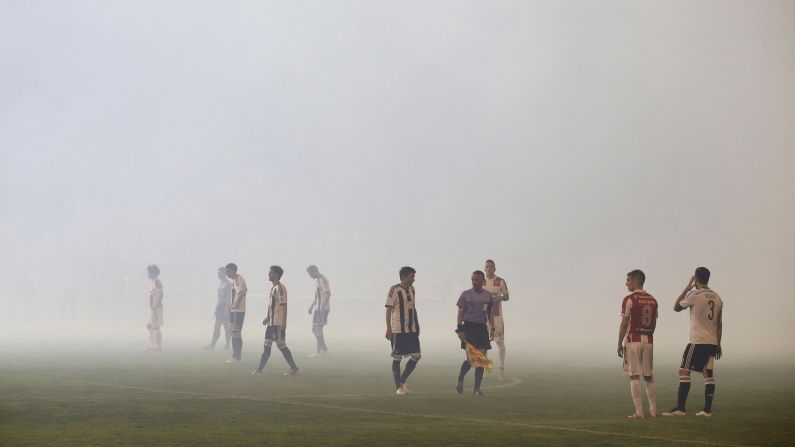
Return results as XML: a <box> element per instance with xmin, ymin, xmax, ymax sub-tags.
<box><xmin>75</xmin><ymin>380</ymin><xmax>754</xmax><ymax>447</ymax></box>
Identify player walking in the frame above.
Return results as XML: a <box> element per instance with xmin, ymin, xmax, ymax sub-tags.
<box><xmin>384</xmin><ymin>267</ymin><xmax>421</xmax><ymax>395</ymax></box>
<box><xmin>252</xmin><ymin>265</ymin><xmax>299</xmax><ymax>376</ymax></box>
<box><xmin>306</xmin><ymin>265</ymin><xmax>331</xmax><ymax>356</ymax></box>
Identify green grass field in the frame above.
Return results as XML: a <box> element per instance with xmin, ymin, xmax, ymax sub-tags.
<box><xmin>1</xmin><ymin>347</ymin><xmax>793</xmax><ymax>446</ymax></box>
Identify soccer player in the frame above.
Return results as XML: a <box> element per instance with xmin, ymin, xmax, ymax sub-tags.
<box><xmin>204</xmin><ymin>267</ymin><xmax>233</xmax><ymax>351</ymax></box>
<box><xmin>483</xmin><ymin>259</ymin><xmax>509</xmax><ymax>380</ymax></box>
<box><xmin>146</xmin><ymin>265</ymin><xmax>163</xmax><ymax>352</ymax></box>
<box><xmin>306</xmin><ymin>265</ymin><xmax>331</xmax><ymax>356</ymax></box>
<box><xmin>384</xmin><ymin>266</ymin><xmax>421</xmax><ymax>395</ymax></box>
<box><xmin>225</xmin><ymin>263</ymin><xmax>247</xmax><ymax>363</ymax></box>
<box><xmin>616</xmin><ymin>269</ymin><xmax>659</xmax><ymax>419</ymax></box>
<box><xmin>663</xmin><ymin>267</ymin><xmax>724</xmax><ymax>417</ymax></box>
<box><xmin>252</xmin><ymin>265</ymin><xmax>299</xmax><ymax>376</ymax></box>
<box><xmin>455</xmin><ymin>270</ymin><xmax>495</xmax><ymax>396</ymax></box>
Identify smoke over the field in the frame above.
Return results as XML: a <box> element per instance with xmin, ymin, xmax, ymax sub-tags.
<box><xmin>1</xmin><ymin>1</ymin><xmax>793</xmax><ymax>362</ymax></box>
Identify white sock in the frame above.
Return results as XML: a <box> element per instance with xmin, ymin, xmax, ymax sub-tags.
<box><xmin>630</xmin><ymin>379</ymin><xmax>643</xmax><ymax>415</ymax></box>
<box><xmin>646</xmin><ymin>380</ymin><xmax>657</xmax><ymax>415</ymax></box>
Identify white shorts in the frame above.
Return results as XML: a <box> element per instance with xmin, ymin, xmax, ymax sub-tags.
<box><xmin>488</xmin><ymin>315</ymin><xmax>505</xmax><ymax>343</ymax></box>
<box><xmin>623</xmin><ymin>342</ymin><xmax>653</xmax><ymax>377</ymax></box>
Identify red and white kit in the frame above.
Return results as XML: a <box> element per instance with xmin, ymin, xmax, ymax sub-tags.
<box><xmin>621</xmin><ymin>291</ymin><xmax>658</xmax><ymax>376</ymax></box>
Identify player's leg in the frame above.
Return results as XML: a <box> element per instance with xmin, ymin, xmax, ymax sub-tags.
<box><xmin>627</xmin><ymin>375</ymin><xmax>644</xmax><ymax>418</ymax></box>
<box><xmin>253</xmin><ymin>339</ymin><xmax>273</xmax><ymax>374</ymax></box>
<box><xmin>277</xmin><ymin>334</ymin><xmax>299</xmax><ymax>375</ymax></box>
<box><xmin>664</xmin><ymin>344</ymin><xmax>694</xmax><ymax>415</ymax></box>
<box><xmin>392</xmin><ymin>355</ymin><xmax>403</xmax><ymax>392</ymax></box>
<box><xmin>697</xmin><ymin>355</ymin><xmax>716</xmax><ymax>416</ymax></box>
<box><xmin>311</xmin><ymin>322</ymin><xmax>321</xmax><ymax>355</ymax></box>
<box><xmin>155</xmin><ymin>327</ymin><xmax>162</xmax><ymax>350</ymax></box>
<box><xmin>318</xmin><ymin>318</ymin><xmax>328</xmax><ymax>354</ymax></box>
<box><xmin>473</xmin><ymin>370</ymin><xmax>485</xmax><ymax>395</ymax></box>
<box><xmin>494</xmin><ymin>316</ymin><xmax>506</xmax><ymax>379</ymax></box>
<box><xmin>206</xmin><ymin>318</ymin><xmax>222</xmax><ymax>350</ymax></box>
<box><xmin>146</xmin><ymin>323</ymin><xmax>155</xmax><ymax>351</ymax></box>
<box><xmin>626</xmin><ymin>343</ymin><xmax>644</xmax><ymax>418</ymax></box>
<box><xmin>222</xmin><ymin>316</ymin><xmax>231</xmax><ymax>350</ymax></box>
<box><xmin>399</xmin><ymin>352</ymin><xmax>420</xmax><ymax>392</ymax></box>
<box><xmin>643</xmin><ymin>343</ymin><xmax>657</xmax><ymax>416</ymax></box>
<box><xmin>228</xmin><ymin>312</ymin><xmax>244</xmax><ymax>362</ymax></box>
<box><xmin>390</xmin><ymin>334</ymin><xmax>406</xmax><ymax>393</ymax></box>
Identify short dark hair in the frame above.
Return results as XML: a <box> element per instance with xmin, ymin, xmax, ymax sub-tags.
<box><xmin>627</xmin><ymin>269</ymin><xmax>645</xmax><ymax>286</ymax></box>
<box><xmin>473</xmin><ymin>270</ymin><xmax>485</xmax><ymax>279</ymax></box>
<box><xmin>695</xmin><ymin>267</ymin><xmax>710</xmax><ymax>285</ymax></box>
<box><xmin>225</xmin><ymin>263</ymin><xmax>238</xmax><ymax>273</ymax></box>
<box><xmin>399</xmin><ymin>266</ymin><xmax>416</xmax><ymax>279</ymax></box>
<box><xmin>306</xmin><ymin>265</ymin><xmax>319</xmax><ymax>273</ymax></box>
<box><xmin>485</xmin><ymin>259</ymin><xmax>495</xmax><ymax>266</ymax></box>
<box><xmin>270</xmin><ymin>265</ymin><xmax>284</xmax><ymax>279</ymax></box>
<box><xmin>147</xmin><ymin>265</ymin><xmax>160</xmax><ymax>277</ymax></box>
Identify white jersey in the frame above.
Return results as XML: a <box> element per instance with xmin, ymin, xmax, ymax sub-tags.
<box><xmin>314</xmin><ymin>275</ymin><xmax>331</xmax><ymax>312</ymax></box>
<box><xmin>681</xmin><ymin>287</ymin><xmax>723</xmax><ymax>345</ymax></box>
<box><xmin>482</xmin><ymin>276</ymin><xmax>508</xmax><ymax>318</ymax></box>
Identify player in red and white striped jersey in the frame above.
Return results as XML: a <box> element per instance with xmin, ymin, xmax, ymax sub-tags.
<box><xmin>617</xmin><ymin>269</ymin><xmax>659</xmax><ymax>419</ymax></box>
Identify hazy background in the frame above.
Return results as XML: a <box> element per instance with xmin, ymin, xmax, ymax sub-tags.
<box><xmin>1</xmin><ymin>1</ymin><xmax>793</xmax><ymax>363</ymax></box>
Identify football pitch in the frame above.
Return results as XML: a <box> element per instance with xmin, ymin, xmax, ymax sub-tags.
<box><xmin>1</xmin><ymin>348</ymin><xmax>792</xmax><ymax>446</ymax></box>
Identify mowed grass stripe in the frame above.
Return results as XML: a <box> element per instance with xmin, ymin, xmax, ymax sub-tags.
<box><xmin>76</xmin><ymin>380</ymin><xmax>755</xmax><ymax>447</ymax></box>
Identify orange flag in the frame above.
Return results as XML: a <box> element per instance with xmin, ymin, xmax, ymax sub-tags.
<box><xmin>465</xmin><ymin>341</ymin><xmax>494</xmax><ymax>374</ymax></box>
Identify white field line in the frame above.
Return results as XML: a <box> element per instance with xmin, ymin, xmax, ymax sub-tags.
<box><xmin>75</xmin><ymin>380</ymin><xmax>753</xmax><ymax>447</ymax></box>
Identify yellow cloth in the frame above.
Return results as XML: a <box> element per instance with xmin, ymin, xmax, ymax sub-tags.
<box><xmin>465</xmin><ymin>341</ymin><xmax>494</xmax><ymax>373</ymax></box>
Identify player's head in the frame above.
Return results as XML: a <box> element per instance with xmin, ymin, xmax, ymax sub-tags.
<box><xmin>694</xmin><ymin>267</ymin><xmax>710</xmax><ymax>286</ymax></box>
<box><xmin>399</xmin><ymin>266</ymin><xmax>416</xmax><ymax>286</ymax></box>
<box><xmin>471</xmin><ymin>270</ymin><xmax>486</xmax><ymax>289</ymax></box>
<box><xmin>484</xmin><ymin>259</ymin><xmax>496</xmax><ymax>276</ymax></box>
<box><xmin>147</xmin><ymin>265</ymin><xmax>160</xmax><ymax>279</ymax></box>
<box><xmin>626</xmin><ymin>269</ymin><xmax>645</xmax><ymax>291</ymax></box>
<box><xmin>269</xmin><ymin>265</ymin><xmax>284</xmax><ymax>282</ymax></box>
<box><xmin>306</xmin><ymin>265</ymin><xmax>319</xmax><ymax>279</ymax></box>
<box><xmin>217</xmin><ymin>266</ymin><xmax>226</xmax><ymax>280</ymax></box>
<box><xmin>225</xmin><ymin>263</ymin><xmax>238</xmax><ymax>279</ymax></box>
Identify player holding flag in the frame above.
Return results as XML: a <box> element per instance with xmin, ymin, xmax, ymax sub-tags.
<box><xmin>455</xmin><ymin>270</ymin><xmax>495</xmax><ymax>396</ymax></box>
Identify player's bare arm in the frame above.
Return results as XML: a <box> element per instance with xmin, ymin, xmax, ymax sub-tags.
<box><xmin>617</xmin><ymin>315</ymin><xmax>630</xmax><ymax>357</ymax></box>
<box><xmin>152</xmin><ymin>280</ymin><xmax>163</xmax><ymax>308</ymax></box>
<box><xmin>384</xmin><ymin>307</ymin><xmax>392</xmax><ymax>340</ymax></box>
<box><xmin>322</xmin><ymin>292</ymin><xmax>331</xmax><ymax>312</ymax></box>
<box><xmin>716</xmin><ymin>311</ymin><xmax>723</xmax><ymax>359</ymax></box>
<box><xmin>674</xmin><ymin>276</ymin><xmax>695</xmax><ymax>312</ymax></box>
<box><xmin>456</xmin><ymin>307</ymin><xmax>465</xmax><ymax>341</ymax></box>
<box><xmin>488</xmin><ymin>312</ymin><xmax>495</xmax><ymax>341</ymax></box>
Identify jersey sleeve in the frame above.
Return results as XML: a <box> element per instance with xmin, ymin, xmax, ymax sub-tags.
<box><xmin>385</xmin><ymin>287</ymin><xmax>396</xmax><ymax>308</ymax></box>
<box><xmin>621</xmin><ymin>296</ymin><xmax>632</xmax><ymax>317</ymax></box>
<box><xmin>680</xmin><ymin>289</ymin><xmax>695</xmax><ymax>308</ymax></box>
<box><xmin>456</xmin><ymin>293</ymin><xmax>466</xmax><ymax>308</ymax></box>
<box><xmin>278</xmin><ymin>284</ymin><xmax>287</xmax><ymax>304</ymax></box>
